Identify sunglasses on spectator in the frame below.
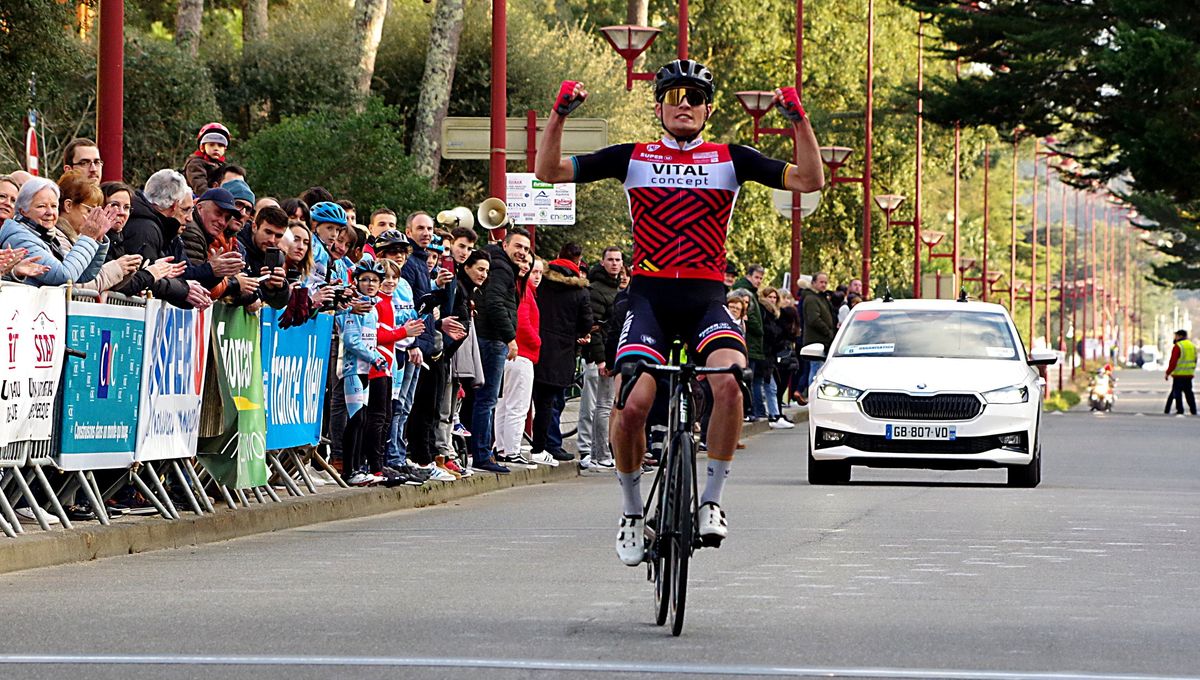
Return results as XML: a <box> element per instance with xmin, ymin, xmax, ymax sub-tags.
<box><xmin>661</xmin><ymin>88</ymin><xmax>708</xmax><ymax>107</ymax></box>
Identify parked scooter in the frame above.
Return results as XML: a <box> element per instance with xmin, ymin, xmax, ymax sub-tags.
<box><xmin>1088</xmin><ymin>369</ymin><xmax>1116</xmax><ymax>412</ymax></box>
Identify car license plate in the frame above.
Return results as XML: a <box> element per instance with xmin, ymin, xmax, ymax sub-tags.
<box><xmin>885</xmin><ymin>424</ymin><xmax>956</xmax><ymax>440</ymax></box>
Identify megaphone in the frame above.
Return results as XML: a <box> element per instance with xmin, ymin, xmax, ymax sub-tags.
<box><xmin>477</xmin><ymin>197</ymin><xmax>508</xmax><ymax>231</ymax></box>
<box><xmin>436</xmin><ymin>206</ymin><xmax>475</xmax><ymax>230</ymax></box>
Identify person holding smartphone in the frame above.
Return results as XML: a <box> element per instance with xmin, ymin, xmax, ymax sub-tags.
<box><xmin>235</xmin><ymin>204</ymin><xmax>292</xmax><ymax>309</ymax></box>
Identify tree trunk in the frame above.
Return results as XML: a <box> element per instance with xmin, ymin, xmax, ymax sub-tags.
<box><xmin>410</xmin><ymin>0</ymin><xmax>466</xmax><ymax>182</ymax></box>
<box><xmin>175</xmin><ymin>0</ymin><xmax>204</xmax><ymax>57</ymax></box>
<box><xmin>243</xmin><ymin>0</ymin><xmax>268</xmax><ymax>45</ymax></box>
<box><xmin>351</xmin><ymin>0</ymin><xmax>390</xmax><ymax>108</ymax></box>
<box><xmin>627</xmin><ymin>0</ymin><xmax>648</xmax><ymax>26</ymax></box>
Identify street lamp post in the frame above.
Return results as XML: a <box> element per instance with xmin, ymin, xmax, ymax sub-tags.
<box><xmin>817</xmin><ymin>0</ymin><xmax>875</xmax><ymax>299</ymax></box>
<box><xmin>872</xmin><ymin>193</ymin><xmax>920</xmax><ymax>294</ymax></box>
<box><xmin>981</xmin><ymin>141</ymin><xmax>990</xmax><ymax>302</ymax></box>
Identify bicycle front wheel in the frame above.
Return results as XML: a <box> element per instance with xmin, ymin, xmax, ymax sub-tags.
<box><xmin>652</xmin><ymin>457</ymin><xmax>674</xmax><ymax>627</ymax></box>
<box><xmin>669</xmin><ymin>432</ymin><xmax>694</xmax><ymax>637</ymax></box>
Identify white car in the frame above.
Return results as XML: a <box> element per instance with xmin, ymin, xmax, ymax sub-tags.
<box><xmin>803</xmin><ymin>297</ymin><xmax>1056</xmax><ymax>487</ymax></box>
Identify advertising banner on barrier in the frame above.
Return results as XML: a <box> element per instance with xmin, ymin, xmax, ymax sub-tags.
<box><xmin>0</xmin><ymin>285</ymin><xmax>66</xmax><ymax>448</ymax></box>
<box><xmin>135</xmin><ymin>300</ymin><xmax>210</xmax><ymax>462</ymax></box>
<box><xmin>260</xmin><ymin>307</ymin><xmax>333</xmax><ymax>450</ymax></box>
<box><xmin>198</xmin><ymin>303</ymin><xmax>268</xmax><ymax>489</ymax></box>
<box><xmin>57</xmin><ymin>301</ymin><xmax>145</xmax><ymax>470</ymax></box>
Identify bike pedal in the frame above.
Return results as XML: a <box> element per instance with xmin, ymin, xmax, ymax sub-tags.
<box><xmin>698</xmin><ymin>533</ymin><xmax>724</xmax><ymax>549</ymax></box>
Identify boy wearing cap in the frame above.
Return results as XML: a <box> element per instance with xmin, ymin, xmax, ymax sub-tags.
<box><xmin>184</xmin><ymin>123</ymin><xmax>232</xmax><ymax>195</ymax></box>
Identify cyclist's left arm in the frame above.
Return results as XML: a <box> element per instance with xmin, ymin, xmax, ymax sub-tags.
<box><xmin>730</xmin><ymin>144</ymin><xmax>824</xmax><ymax>194</ymax></box>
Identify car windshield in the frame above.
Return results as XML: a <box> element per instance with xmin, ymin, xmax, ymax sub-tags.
<box><xmin>832</xmin><ymin>308</ymin><xmax>1020</xmax><ymax>360</ymax></box>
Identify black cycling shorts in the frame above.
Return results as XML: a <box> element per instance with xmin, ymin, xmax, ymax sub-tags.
<box><xmin>615</xmin><ymin>277</ymin><xmax>746</xmax><ymax>368</ymax></box>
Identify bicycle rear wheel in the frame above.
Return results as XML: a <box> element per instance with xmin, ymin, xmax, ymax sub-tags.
<box><xmin>669</xmin><ymin>432</ymin><xmax>694</xmax><ymax>637</ymax></box>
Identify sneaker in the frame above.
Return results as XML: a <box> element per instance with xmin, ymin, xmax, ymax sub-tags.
<box><xmin>507</xmin><ymin>453</ymin><xmax>537</xmax><ymax>469</ymax></box>
<box><xmin>616</xmin><ymin>515</ymin><xmax>646</xmax><ymax>566</ymax></box>
<box><xmin>547</xmin><ymin>448</ymin><xmax>574</xmax><ymax>462</ymax></box>
<box><xmin>426</xmin><ymin>465</ymin><xmax>458</xmax><ymax>482</ymax></box>
<box><xmin>578</xmin><ymin>454</ymin><xmax>593</xmax><ymax>469</ymax></box>
<box><xmin>379</xmin><ymin>469</ymin><xmax>410</xmax><ymax>487</ymax></box>
<box><xmin>15</xmin><ymin>507</ymin><xmax>60</xmax><ymax>525</ymax></box>
<box><xmin>698</xmin><ymin>441</ymin><xmax>708</xmax><ymax>452</ymax></box>
<box><xmin>405</xmin><ymin>464</ymin><xmax>434</xmax><ymax>483</ymax></box>
<box><xmin>452</xmin><ymin>423</ymin><xmax>472</xmax><ymax>438</ymax></box>
<box><xmin>698</xmin><ymin>502</ymin><xmax>728</xmax><ymax>547</ymax></box>
<box><xmin>65</xmin><ymin>504</ymin><xmax>96</xmax><ymax>522</ymax></box>
<box><xmin>769</xmin><ymin>418</ymin><xmax>795</xmax><ymax>430</ymax></box>
<box><xmin>346</xmin><ymin>472</ymin><xmax>374</xmax><ymax>487</ymax></box>
<box><xmin>306</xmin><ymin>465</ymin><xmax>332</xmax><ymax>486</ymax></box>
<box><xmin>641</xmin><ymin>462</ymin><xmax>654</xmax><ymax>473</ymax></box>
<box><xmin>590</xmin><ymin>458</ymin><xmax>616</xmax><ymax>470</ymax></box>
<box><xmin>473</xmin><ymin>459</ymin><xmax>511</xmax><ymax>475</ymax></box>
<box><xmin>443</xmin><ymin>459</ymin><xmax>466</xmax><ymax>475</ymax></box>
<box><xmin>530</xmin><ymin>451</ymin><xmax>559</xmax><ymax>467</ymax></box>
<box><xmin>494</xmin><ymin>451</ymin><xmax>517</xmax><ymax>464</ymax></box>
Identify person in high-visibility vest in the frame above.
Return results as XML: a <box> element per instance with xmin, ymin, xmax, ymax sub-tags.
<box><xmin>1164</xmin><ymin>329</ymin><xmax>1197</xmax><ymax>416</ymax></box>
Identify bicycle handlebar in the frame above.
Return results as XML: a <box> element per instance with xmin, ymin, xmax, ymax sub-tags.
<box><xmin>615</xmin><ymin>360</ymin><xmax>753</xmax><ymax>411</ymax></box>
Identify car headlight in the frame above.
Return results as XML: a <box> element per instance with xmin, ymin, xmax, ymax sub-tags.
<box><xmin>983</xmin><ymin>384</ymin><xmax>1029</xmax><ymax>404</ymax></box>
<box><xmin>817</xmin><ymin>380</ymin><xmax>863</xmax><ymax>401</ymax></box>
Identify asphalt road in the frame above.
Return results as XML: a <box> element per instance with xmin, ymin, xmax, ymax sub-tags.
<box><xmin>2</xmin><ymin>380</ymin><xmax>1198</xmax><ymax>680</ymax></box>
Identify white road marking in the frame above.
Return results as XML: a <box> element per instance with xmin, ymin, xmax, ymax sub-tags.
<box><xmin>0</xmin><ymin>654</ymin><xmax>1196</xmax><ymax>679</ymax></box>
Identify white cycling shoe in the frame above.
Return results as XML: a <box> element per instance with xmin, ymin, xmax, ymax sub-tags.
<box><xmin>616</xmin><ymin>515</ymin><xmax>646</xmax><ymax>566</ymax></box>
<box><xmin>698</xmin><ymin>502</ymin><xmax>728</xmax><ymax>547</ymax></box>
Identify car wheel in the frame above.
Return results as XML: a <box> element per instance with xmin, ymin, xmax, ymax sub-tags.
<box><xmin>1006</xmin><ymin>442</ymin><xmax>1041</xmax><ymax>488</ymax></box>
<box><xmin>808</xmin><ymin>442</ymin><xmax>851</xmax><ymax>485</ymax></box>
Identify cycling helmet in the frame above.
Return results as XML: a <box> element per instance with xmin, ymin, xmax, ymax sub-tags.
<box><xmin>197</xmin><ymin>122</ymin><xmax>231</xmax><ymax>147</ymax></box>
<box><xmin>310</xmin><ymin>201</ymin><xmax>348</xmax><ymax>227</ymax></box>
<box><xmin>374</xmin><ymin>229</ymin><xmax>411</xmax><ymax>253</ymax></box>
<box><xmin>353</xmin><ymin>255</ymin><xmax>385</xmax><ymax>280</ymax></box>
<box><xmin>653</xmin><ymin>59</ymin><xmax>715</xmax><ymax>103</ymax></box>
<box><xmin>428</xmin><ymin>233</ymin><xmax>445</xmax><ymax>254</ymax></box>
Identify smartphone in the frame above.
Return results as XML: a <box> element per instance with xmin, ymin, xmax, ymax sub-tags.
<box><xmin>264</xmin><ymin>247</ymin><xmax>285</xmax><ymax>270</ymax></box>
<box><xmin>441</xmin><ymin>255</ymin><xmax>454</xmax><ymax>271</ymax></box>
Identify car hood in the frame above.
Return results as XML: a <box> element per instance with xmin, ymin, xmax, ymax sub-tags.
<box><xmin>820</xmin><ymin>357</ymin><xmax>1032</xmax><ymax>394</ymax></box>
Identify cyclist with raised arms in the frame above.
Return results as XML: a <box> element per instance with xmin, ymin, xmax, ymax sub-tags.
<box><xmin>536</xmin><ymin>60</ymin><xmax>824</xmax><ymax>566</ymax></box>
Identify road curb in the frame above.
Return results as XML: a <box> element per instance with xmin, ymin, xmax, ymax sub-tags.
<box><xmin>0</xmin><ymin>462</ymin><xmax>579</xmax><ymax>575</ymax></box>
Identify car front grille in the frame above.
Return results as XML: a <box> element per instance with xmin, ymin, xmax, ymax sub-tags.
<box><xmin>861</xmin><ymin>392</ymin><xmax>982</xmax><ymax>421</ymax></box>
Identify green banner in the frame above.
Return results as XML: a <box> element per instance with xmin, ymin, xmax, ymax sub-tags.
<box><xmin>198</xmin><ymin>303</ymin><xmax>268</xmax><ymax>489</ymax></box>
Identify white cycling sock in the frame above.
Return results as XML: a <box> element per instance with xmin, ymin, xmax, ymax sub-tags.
<box><xmin>617</xmin><ymin>470</ymin><xmax>643</xmax><ymax>517</ymax></box>
<box><xmin>701</xmin><ymin>458</ymin><xmax>732</xmax><ymax>506</ymax></box>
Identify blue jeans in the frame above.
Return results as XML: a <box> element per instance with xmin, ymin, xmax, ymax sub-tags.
<box><xmin>472</xmin><ymin>339</ymin><xmax>509</xmax><ymax>461</ymax></box>
<box><xmin>749</xmin><ymin>359</ymin><xmax>768</xmax><ymax>419</ymax></box>
<box><xmin>387</xmin><ymin>363</ymin><xmax>422</xmax><ymax>468</ymax></box>
<box><xmin>762</xmin><ymin>371</ymin><xmax>781</xmax><ymax>418</ymax></box>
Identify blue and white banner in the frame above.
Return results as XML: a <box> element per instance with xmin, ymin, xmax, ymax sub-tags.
<box><xmin>57</xmin><ymin>301</ymin><xmax>145</xmax><ymax>470</ymax></box>
<box><xmin>260</xmin><ymin>308</ymin><xmax>333</xmax><ymax>450</ymax></box>
<box><xmin>134</xmin><ymin>300</ymin><xmax>211</xmax><ymax>462</ymax></box>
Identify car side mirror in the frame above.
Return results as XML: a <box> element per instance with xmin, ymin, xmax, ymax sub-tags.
<box><xmin>800</xmin><ymin>342</ymin><xmax>827</xmax><ymax>360</ymax></box>
<box><xmin>1027</xmin><ymin>348</ymin><xmax>1058</xmax><ymax>367</ymax></box>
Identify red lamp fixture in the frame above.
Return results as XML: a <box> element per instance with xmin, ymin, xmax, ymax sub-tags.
<box><xmin>599</xmin><ymin>25</ymin><xmax>662</xmax><ymax>90</ymax></box>
<box><xmin>735</xmin><ymin>91</ymin><xmax>795</xmax><ymax>142</ymax></box>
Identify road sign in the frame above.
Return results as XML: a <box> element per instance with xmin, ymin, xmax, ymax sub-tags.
<box><xmin>506</xmin><ymin>173</ymin><xmax>575</xmax><ymax>225</ymax></box>
<box><xmin>441</xmin><ymin>117</ymin><xmax>608</xmax><ymax>160</ymax></box>
<box><xmin>771</xmin><ymin>189</ymin><xmax>823</xmax><ymax>219</ymax></box>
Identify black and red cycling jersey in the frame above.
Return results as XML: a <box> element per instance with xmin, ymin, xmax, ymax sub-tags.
<box><xmin>572</xmin><ymin>138</ymin><xmax>791</xmax><ymax>282</ymax></box>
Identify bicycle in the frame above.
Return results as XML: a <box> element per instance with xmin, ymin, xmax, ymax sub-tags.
<box><xmin>615</xmin><ymin>346</ymin><xmax>751</xmax><ymax>636</ymax></box>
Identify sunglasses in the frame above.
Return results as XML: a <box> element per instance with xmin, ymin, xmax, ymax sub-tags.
<box><xmin>661</xmin><ymin>87</ymin><xmax>708</xmax><ymax>107</ymax></box>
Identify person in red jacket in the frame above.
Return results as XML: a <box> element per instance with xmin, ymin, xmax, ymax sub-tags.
<box><xmin>366</xmin><ymin>259</ymin><xmax>424</xmax><ymax>484</ymax></box>
<box><xmin>495</xmin><ymin>258</ymin><xmax>544</xmax><ymax>463</ymax></box>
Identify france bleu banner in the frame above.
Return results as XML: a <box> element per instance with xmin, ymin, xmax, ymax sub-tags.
<box><xmin>57</xmin><ymin>301</ymin><xmax>145</xmax><ymax>470</ymax></box>
<box><xmin>260</xmin><ymin>307</ymin><xmax>333</xmax><ymax>450</ymax></box>
<box><xmin>134</xmin><ymin>300</ymin><xmax>210</xmax><ymax>462</ymax></box>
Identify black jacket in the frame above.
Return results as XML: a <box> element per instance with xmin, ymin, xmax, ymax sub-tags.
<box><xmin>534</xmin><ymin>261</ymin><xmax>593</xmax><ymax>387</ymax></box>
<box><xmin>401</xmin><ymin>236</ymin><xmax>436</xmax><ymax>356</ymax></box>
<box><xmin>475</xmin><ymin>243</ymin><xmax>520</xmax><ymax>344</ymax></box>
<box><xmin>801</xmin><ymin>287</ymin><xmax>835</xmax><ymax>350</ymax></box>
<box><xmin>115</xmin><ymin>190</ymin><xmax>193</xmax><ymax>307</ymax></box>
<box><xmin>761</xmin><ymin>304</ymin><xmax>790</xmax><ymax>360</ymax></box>
<box><xmin>236</xmin><ymin>224</ymin><xmax>291</xmax><ymax>310</ymax></box>
<box><xmin>445</xmin><ymin>264</ymin><xmax>481</xmax><ymax>359</ymax></box>
<box><xmin>583</xmin><ymin>262</ymin><xmax>620</xmax><ymax>364</ymax></box>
